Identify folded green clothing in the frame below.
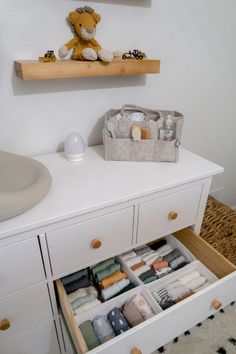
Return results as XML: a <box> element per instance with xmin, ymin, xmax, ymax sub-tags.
<box><xmin>91</xmin><ymin>258</ymin><xmax>115</xmax><ymax>277</ymax></box>
<box><xmin>96</xmin><ymin>263</ymin><xmax>121</xmax><ymax>282</ymax></box>
<box><xmin>143</xmin><ymin>275</ymin><xmax>158</xmax><ymax>284</ymax></box>
<box><xmin>71</xmin><ymin>293</ymin><xmax>97</xmax><ymax>311</ymax></box>
<box><xmin>79</xmin><ymin>320</ymin><xmax>100</xmax><ymax>350</ymax></box>
<box><xmin>110</xmin><ymin>282</ymin><xmax>136</xmax><ymax>299</ymax></box>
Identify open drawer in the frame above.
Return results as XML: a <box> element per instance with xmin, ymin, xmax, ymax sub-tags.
<box><xmin>56</xmin><ymin>227</ymin><xmax>236</xmax><ymax>354</ymax></box>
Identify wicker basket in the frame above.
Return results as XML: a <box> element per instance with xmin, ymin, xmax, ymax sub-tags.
<box><xmin>200</xmin><ymin>196</ymin><xmax>236</xmax><ymax>265</ymax></box>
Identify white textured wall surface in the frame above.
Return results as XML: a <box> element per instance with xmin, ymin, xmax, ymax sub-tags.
<box><xmin>0</xmin><ymin>0</ymin><xmax>236</xmax><ymax>206</ymax></box>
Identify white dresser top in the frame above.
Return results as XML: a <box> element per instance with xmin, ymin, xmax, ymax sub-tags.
<box><xmin>0</xmin><ymin>146</ymin><xmax>223</xmax><ymax>239</ymax></box>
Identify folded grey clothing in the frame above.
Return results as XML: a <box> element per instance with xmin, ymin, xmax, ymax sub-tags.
<box><xmin>64</xmin><ymin>275</ymin><xmax>90</xmax><ymax>294</ymax></box>
<box><xmin>71</xmin><ymin>293</ymin><xmax>97</xmax><ymax>311</ymax></box>
<box><xmin>149</xmin><ymin>239</ymin><xmax>167</xmax><ymax>251</ymax></box>
<box><xmin>163</xmin><ymin>248</ymin><xmax>182</xmax><ymax>263</ymax></box>
<box><xmin>61</xmin><ymin>268</ymin><xmax>88</xmax><ymax>286</ymax></box>
<box><xmin>93</xmin><ymin>315</ymin><xmax>116</xmax><ymax>344</ymax></box>
<box><xmin>134</xmin><ymin>245</ymin><xmax>153</xmax><ymax>256</ymax></box>
<box><xmin>79</xmin><ymin>320</ymin><xmax>100</xmax><ymax>350</ymax></box>
<box><xmin>107</xmin><ymin>307</ymin><xmax>130</xmax><ymax>335</ymax></box>
<box><xmin>169</xmin><ymin>255</ymin><xmax>187</xmax><ymax>270</ymax></box>
<box><xmin>139</xmin><ymin>269</ymin><xmax>156</xmax><ymax>282</ymax></box>
<box><xmin>122</xmin><ymin>301</ymin><xmax>144</xmax><ymax>327</ymax></box>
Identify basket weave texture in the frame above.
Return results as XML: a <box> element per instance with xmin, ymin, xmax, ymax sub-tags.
<box><xmin>200</xmin><ymin>196</ymin><xmax>236</xmax><ymax>265</ymax></box>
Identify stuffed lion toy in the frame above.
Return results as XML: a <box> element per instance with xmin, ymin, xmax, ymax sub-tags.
<box><xmin>59</xmin><ymin>6</ymin><xmax>113</xmax><ymax>62</ymax></box>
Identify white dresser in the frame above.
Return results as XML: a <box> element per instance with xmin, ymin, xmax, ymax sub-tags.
<box><xmin>0</xmin><ymin>146</ymin><xmax>235</xmax><ymax>354</ymax></box>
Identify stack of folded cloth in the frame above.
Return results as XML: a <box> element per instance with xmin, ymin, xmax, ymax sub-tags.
<box><xmin>79</xmin><ymin>294</ymin><xmax>154</xmax><ymax>350</ymax></box>
<box><xmin>61</xmin><ymin>269</ymin><xmax>101</xmax><ymax>316</ymax></box>
<box><xmin>120</xmin><ymin>239</ymin><xmax>189</xmax><ymax>284</ymax></box>
<box><xmin>91</xmin><ymin>258</ymin><xmax>135</xmax><ymax>301</ymax></box>
<box><xmin>152</xmin><ymin>270</ymin><xmax>209</xmax><ymax>310</ymax></box>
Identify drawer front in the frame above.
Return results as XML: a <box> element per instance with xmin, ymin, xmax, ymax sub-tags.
<box><xmin>0</xmin><ymin>238</ymin><xmax>45</xmax><ymax>297</ymax></box>
<box><xmin>47</xmin><ymin>208</ymin><xmax>133</xmax><ymax>277</ymax></box>
<box><xmin>0</xmin><ymin>283</ymin><xmax>53</xmax><ymax>340</ymax></box>
<box><xmin>0</xmin><ymin>321</ymin><xmax>60</xmax><ymax>354</ymax></box>
<box><xmin>137</xmin><ymin>185</ymin><xmax>202</xmax><ymax>244</ymax></box>
<box><xmin>58</xmin><ymin>228</ymin><xmax>236</xmax><ymax>354</ymax></box>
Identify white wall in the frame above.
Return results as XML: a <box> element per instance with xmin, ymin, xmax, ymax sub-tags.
<box><xmin>1</xmin><ymin>0</ymin><xmax>236</xmax><ymax>207</ymax></box>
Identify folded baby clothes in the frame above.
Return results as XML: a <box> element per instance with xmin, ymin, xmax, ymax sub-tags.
<box><xmin>125</xmin><ymin>256</ymin><xmax>142</xmax><ymax>267</ymax></box>
<box><xmin>107</xmin><ymin>307</ymin><xmax>130</xmax><ymax>335</ymax></box>
<box><xmin>175</xmin><ymin>290</ymin><xmax>193</xmax><ymax>303</ymax></box>
<box><xmin>163</xmin><ymin>248</ymin><xmax>182</xmax><ymax>263</ymax></box>
<box><xmin>134</xmin><ymin>245</ymin><xmax>153</xmax><ymax>256</ymax></box>
<box><xmin>145</xmin><ymin>254</ymin><xmax>162</xmax><ymax>266</ymax></box>
<box><xmin>101</xmin><ymin>279</ymin><xmax>130</xmax><ymax>301</ymax></box>
<box><xmin>68</xmin><ymin>286</ymin><xmax>97</xmax><ymax>303</ymax></box>
<box><xmin>179</xmin><ymin>271</ymin><xmax>200</xmax><ymax>286</ymax></box>
<box><xmin>131</xmin><ymin>261</ymin><xmax>145</xmax><ymax>271</ymax></box>
<box><xmin>79</xmin><ymin>320</ymin><xmax>100</xmax><ymax>350</ymax></box>
<box><xmin>186</xmin><ymin>276</ymin><xmax>206</xmax><ymax>291</ymax></box>
<box><xmin>91</xmin><ymin>258</ymin><xmax>115</xmax><ymax>278</ymax></box>
<box><xmin>156</xmin><ymin>244</ymin><xmax>173</xmax><ymax>257</ymax></box>
<box><xmin>167</xmin><ymin>285</ymin><xmax>190</xmax><ymax>301</ymax></box>
<box><xmin>155</xmin><ymin>267</ymin><xmax>172</xmax><ymax>278</ymax></box>
<box><xmin>152</xmin><ymin>261</ymin><xmax>169</xmax><ymax>272</ymax></box>
<box><xmin>95</xmin><ymin>263</ymin><xmax>121</xmax><ymax>282</ymax></box>
<box><xmin>71</xmin><ymin>293</ymin><xmax>97</xmax><ymax>311</ymax></box>
<box><xmin>131</xmin><ymin>294</ymin><xmax>154</xmax><ymax>320</ymax></box>
<box><xmin>133</xmin><ymin>265</ymin><xmax>150</xmax><ymax>277</ymax></box>
<box><xmin>110</xmin><ymin>283</ymin><xmax>136</xmax><ymax>299</ymax></box>
<box><xmin>152</xmin><ymin>288</ymin><xmax>175</xmax><ymax>310</ymax></box>
<box><xmin>139</xmin><ymin>269</ymin><xmax>156</xmax><ymax>282</ymax></box>
<box><xmin>61</xmin><ymin>268</ymin><xmax>88</xmax><ymax>286</ymax></box>
<box><xmin>100</xmin><ymin>271</ymin><xmax>127</xmax><ymax>289</ymax></box>
<box><xmin>64</xmin><ymin>275</ymin><xmax>90</xmax><ymax>294</ymax></box>
<box><xmin>122</xmin><ymin>301</ymin><xmax>144</xmax><ymax>327</ymax></box>
<box><xmin>169</xmin><ymin>255</ymin><xmax>187</xmax><ymax>270</ymax></box>
<box><xmin>141</xmin><ymin>251</ymin><xmax>155</xmax><ymax>263</ymax></box>
<box><xmin>120</xmin><ymin>251</ymin><xmax>136</xmax><ymax>261</ymax></box>
<box><xmin>149</xmin><ymin>239</ymin><xmax>167</xmax><ymax>251</ymax></box>
<box><xmin>143</xmin><ymin>275</ymin><xmax>158</xmax><ymax>284</ymax></box>
<box><xmin>93</xmin><ymin>315</ymin><xmax>116</xmax><ymax>344</ymax></box>
<box><xmin>74</xmin><ymin>299</ymin><xmax>101</xmax><ymax>317</ymax></box>
<box><xmin>192</xmin><ymin>281</ymin><xmax>211</xmax><ymax>293</ymax></box>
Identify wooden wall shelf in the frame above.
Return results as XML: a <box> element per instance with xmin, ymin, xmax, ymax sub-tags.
<box><xmin>14</xmin><ymin>59</ymin><xmax>160</xmax><ymax>81</ymax></box>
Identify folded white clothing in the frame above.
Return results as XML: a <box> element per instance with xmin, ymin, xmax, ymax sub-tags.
<box><xmin>125</xmin><ymin>256</ymin><xmax>142</xmax><ymax>267</ymax></box>
<box><xmin>157</xmin><ymin>244</ymin><xmax>173</xmax><ymax>257</ymax></box>
<box><xmin>67</xmin><ymin>286</ymin><xmax>97</xmax><ymax>304</ymax></box>
<box><xmin>74</xmin><ymin>299</ymin><xmax>101</xmax><ymax>316</ymax></box>
<box><xmin>179</xmin><ymin>271</ymin><xmax>200</xmax><ymax>286</ymax></box>
<box><xmin>166</xmin><ymin>280</ymin><xmax>181</xmax><ymax>290</ymax></box>
<box><xmin>155</xmin><ymin>267</ymin><xmax>172</xmax><ymax>277</ymax></box>
<box><xmin>167</xmin><ymin>285</ymin><xmax>190</xmax><ymax>301</ymax></box>
<box><xmin>192</xmin><ymin>281</ymin><xmax>211</xmax><ymax>293</ymax></box>
<box><xmin>144</xmin><ymin>254</ymin><xmax>161</xmax><ymax>266</ymax></box>
<box><xmin>120</xmin><ymin>251</ymin><xmax>137</xmax><ymax>261</ymax></box>
<box><xmin>186</xmin><ymin>276</ymin><xmax>206</xmax><ymax>291</ymax></box>
<box><xmin>133</xmin><ymin>265</ymin><xmax>150</xmax><ymax>277</ymax></box>
<box><xmin>142</xmin><ymin>251</ymin><xmax>155</xmax><ymax>262</ymax></box>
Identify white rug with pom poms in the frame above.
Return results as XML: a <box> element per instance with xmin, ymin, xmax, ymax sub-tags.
<box><xmin>152</xmin><ymin>302</ymin><xmax>236</xmax><ymax>354</ymax></box>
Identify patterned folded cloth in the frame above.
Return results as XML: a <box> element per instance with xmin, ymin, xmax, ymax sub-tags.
<box><xmin>139</xmin><ymin>269</ymin><xmax>156</xmax><ymax>282</ymax></box>
<box><xmin>61</xmin><ymin>268</ymin><xmax>88</xmax><ymax>286</ymax></box>
<box><xmin>95</xmin><ymin>263</ymin><xmax>121</xmax><ymax>282</ymax></box>
<box><xmin>91</xmin><ymin>258</ymin><xmax>116</xmax><ymax>278</ymax></box>
<box><xmin>152</xmin><ymin>288</ymin><xmax>175</xmax><ymax>310</ymax></box>
<box><xmin>74</xmin><ymin>299</ymin><xmax>101</xmax><ymax>317</ymax></box>
<box><xmin>68</xmin><ymin>286</ymin><xmax>97</xmax><ymax>303</ymax></box>
<box><xmin>100</xmin><ymin>271</ymin><xmax>127</xmax><ymax>289</ymax></box>
<box><xmin>131</xmin><ymin>261</ymin><xmax>145</xmax><ymax>271</ymax></box>
<box><xmin>163</xmin><ymin>248</ymin><xmax>182</xmax><ymax>263</ymax></box>
<box><xmin>134</xmin><ymin>245</ymin><xmax>153</xmax><ymax>256</ymax></box>
<box><xmin>93</xmin><ymin>315</ymin><xmax>116</xmax><ymax>344</ymax></box>
<box><xmin>71</xmin><ymin>293</ymin><xmax>97</xmax><ymax>311</ymax></box>
<box><xmin>107</xmin><ymin>307</ymin><xmax>130</xmax><ymax>335</ymax></box>
<box><xmin>79</xmin><ymin>320</ymin><xmax>100</xmax><ymax>350</ymax></box>
<box><xmin>152</xmin><ymin>261</ymin><xmax>169</xmax><ymax>271</ymax></box>
<box><xmin>133</xmin><ymin>264</ymin><xmax>150</xmax><ymax>277</ymax></box>
<box><xmin>149</xmin><ymin>239</ymin><xmax>167</xmax><ymax>251</ymax></box>
<box><xmin>101</xmin><ymin>279</ymin><xmax>130</xmax><ymax>301</ymax></box>
<box><xmin>131</xmin><ymin>294</ymin><xmax>154</xmax><ymax>320</ymax></box>
<box><xmin>125</xmin><ymin>256</ymin><xmax>142</xmax><ymax>267</ymax></box>
<box><xmin>122</xmin><ymin>301</ymin><xmax>144</xmax><ymax>327</ymax></box>
<box><xmin>169</xmin><ymin>255</ymin><xmax>187</xmax><ymax>270</ymax></box>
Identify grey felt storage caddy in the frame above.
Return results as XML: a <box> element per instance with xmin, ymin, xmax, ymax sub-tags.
<box><xmin>102</xmin><ymin>105</ymin><xmax>184</xmax><ymax>162</ymax></box>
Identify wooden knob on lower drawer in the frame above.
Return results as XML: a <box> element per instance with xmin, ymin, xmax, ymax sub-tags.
<box><xmin>212</xmin><ymin>299</ymin><xmax>222</xmax><ymax>310</ymax></box>
<box><xmin>168</xmin><ymin>211</ymin><xmax>178</xmax><ymax>220</ymax></box>
<box><xmin>131</xmin><ymin>347</ymin><xmax>142</xmax><ymax>354</ymax></box>
<box><xmin>91</xmin><ymin>239</ymin><xmax>102</xmax><ymax>249</ymax></box>
<box><xmin>0</xmin><ymin>319</ymin><xmax>11</xmax><ymax>331</ymax></box>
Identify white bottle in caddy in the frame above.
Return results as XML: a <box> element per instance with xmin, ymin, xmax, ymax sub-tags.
<box><xmin>159</xmin><ymin>115</ymin><xmax>176</xmax><ymax>141</ymax></box>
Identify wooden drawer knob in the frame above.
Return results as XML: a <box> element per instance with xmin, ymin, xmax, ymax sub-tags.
<box><xmin>0</xmin><ymin>319</ymin><xmax>11</xmax><ymax>331</ymax></box>
<box><xmin>212</xmin><ymin>299</ymin><xmax>222</xmax><ymax>310</ymax></box>
<box><xmin>91</xmin><ymin>239</ymin><xmax>102</xmax><ymax>249</ymax></box>
<box><xmin>168</xmin><ymin>211</ymin><xmax>178</xmax><ymax>220</ymax></box>
<box><xmin>131</xmin><ymin>347</ymin><xmax>142</xmax><ymax>354</ymax></box>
